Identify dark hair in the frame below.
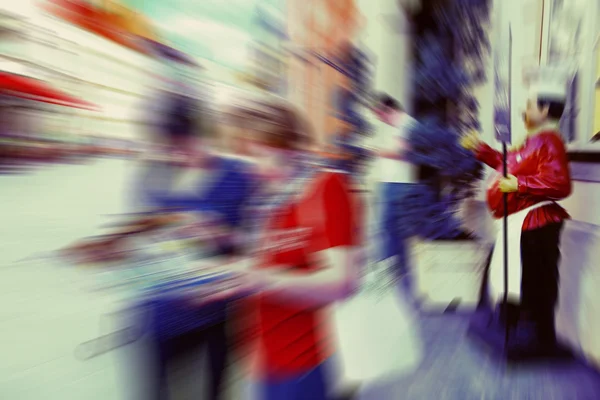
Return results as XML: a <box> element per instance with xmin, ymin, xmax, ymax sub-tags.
<box><xmin>160</xmin><ymin>93</ymin><xmax>204</xmax><ymax>147</ymax></box>
<box><xmin>537</xmin><ymin>98</ymin><xmax>565</xmax><ymax>120</ymax></box>
<box><xmin>378</xmin><ymin>94</ymin><xmax>403</xmax><ymax>112</ymax></box>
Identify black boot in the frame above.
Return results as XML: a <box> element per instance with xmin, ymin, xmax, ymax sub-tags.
<box><xmin>536</xmin><ymin>315</ymin><xmax>557</xmax><ymax>351</ymax></box>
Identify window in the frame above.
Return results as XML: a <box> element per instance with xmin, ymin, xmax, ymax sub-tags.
<box><xmin>542</xmin><ymin>0</ymin><xmax>599</xmax><ymax>149</ymax></box>
<box><xmin>547</xmin><ymin>0</ymin><xmax>584</xmax><ymax>144</ymax></box>
<box><xmin>592</xmin><ymin>7</ymin><xmax>600</xmax><ymax>142</ymax></box>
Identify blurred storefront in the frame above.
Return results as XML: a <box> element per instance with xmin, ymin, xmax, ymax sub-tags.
<box><xmin>0</xmin><ymin>0</ymin><xmax>200</xmax><ymax>146</ymax></box>
<box><xmin>285</xmin><ymin>0</ymin><xmax>363</xmax><ymax>145</ymax></box>
<box><xmin>250</xmin><ymin>1</ymin><xmax>287</xmax><ymax>95</ymax></box>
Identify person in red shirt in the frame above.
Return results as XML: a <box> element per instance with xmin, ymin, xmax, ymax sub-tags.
<box><xmin>461</xmin><ymin>66</ymin><xmax>572</xmax><ymax>356</ymax></box>
<box><xmin>229</xmin><ymin>102</ymin><xmax>362</xmax><ymax>399</ymax></box>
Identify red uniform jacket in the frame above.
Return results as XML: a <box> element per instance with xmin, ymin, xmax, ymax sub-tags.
<box><xmin>476</xmin><ymin>131</ymin><xmax>572</xmax><ymax>231</ymax></box>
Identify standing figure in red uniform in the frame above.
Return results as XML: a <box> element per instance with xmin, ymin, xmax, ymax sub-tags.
<box><xmin>462</xmin><ymin>66</ymin><xmax>572</xmax><ymax>356</ymax></box>
<box><xmin>229</xmin><ymin>102</ymin><xmax>362</xmax><ymax>400</ymax></box>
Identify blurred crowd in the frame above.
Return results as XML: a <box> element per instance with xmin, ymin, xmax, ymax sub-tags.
<box><xmin>51</xmin><ymin>61</ymin><xmax>424</xmax><ymax>399</ymax></box>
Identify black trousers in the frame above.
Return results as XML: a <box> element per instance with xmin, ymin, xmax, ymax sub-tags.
<box><xmin>153</xmin><ymin>321</ymin><xmax>229</xmax><ymax>400</ymax></box>
<box><xmin>519</xmin><ymin>222</ymin><xmax>564</xmax><ymax>347</ymax></box>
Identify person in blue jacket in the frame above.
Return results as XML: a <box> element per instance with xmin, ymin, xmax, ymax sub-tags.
<box><xmin>134</xmin><ymin>90</ymin><xmax>258</xmax><ymax>400</ymax></box>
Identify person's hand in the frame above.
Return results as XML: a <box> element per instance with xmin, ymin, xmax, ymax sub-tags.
<box><xmin>236</xmin><ymin>268</ymin><xmax>269</xmax><ymax>293</ymax></box>
<box><xmin>460</xmin><ymin>131</ymin><xmax>482</xmax><ymax>151</ymax></box>
<box><xmin>187</xmin><ymin>269</ymin><xmax>266</xmax><ymax>306</ymax></box>
<box><xmin>186</xmin><ymin>276</ymin><xmax>245</xmax><ymax>306</ymax></box>
<box><xmin>222</xmin><ymin>258</ymin><xmax>270</xmax><ymax>295</ymax></box>
<box><xmin>224</xmin><ymin>257</ymin><xmax>255</xmax><ymax>275</ymax></box>
<box><xmin>498</xmin><ymin>174</ymin><xmax>518</xmax><ymax>193</ymax></box>
<box><xmin>378</xmin><ymin>149</ymin><xmax>398</xmax><ymax>159</ymax></box>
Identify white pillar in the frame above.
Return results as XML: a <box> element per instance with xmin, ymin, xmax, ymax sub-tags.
<box><xmin>357</xmin><ymin>0</ymin><xmax>412</xmax><ymax>111</ymax></box>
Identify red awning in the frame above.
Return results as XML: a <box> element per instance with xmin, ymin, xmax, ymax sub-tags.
<box><xmin>41</xmin><ymin>0</ymin><xmax>153</xmax><ymax>55</ymax></box>
<box><xmin>0</xmin><ymin>72</ymin><xmax>99</xmax><ymax>110</ymax></box>
<box><xmin>41</xmin><ymin>0</ymin><xmax>196</xmax><ymax>63</ymax></box>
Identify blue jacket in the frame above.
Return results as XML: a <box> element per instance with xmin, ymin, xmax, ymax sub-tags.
<box><xmin>135</xmin><ymin>156</ymin><xmax>257</xmax><ymax>340</ymax></box>
<box><xmin>139</xmin><ymin>156</ymin><xmax>257</xmax><ymax>229</ymax></box>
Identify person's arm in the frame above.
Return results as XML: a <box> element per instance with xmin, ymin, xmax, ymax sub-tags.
<box><xmin>516</xmin><ymin>136</ymin><xmax>572</xmax><ymax>199</ymax></box>
<box><xmin>258</xmin><ymin>247</ymin><xmax>361</xmax><ymax>306</ymax></box>
<box><xmin>461</xmin><ymin>132</ymin><xmax>502</xmax><ymax>169</ymax></box>
<box><xmin>253</xmin><ymin>175</ymin><xmax>360</xmax><ymax>306</ymax></box>
<box><xmin>379</xmin><ymin>137</ymin><xmax>409</xmax><ymax>160</ymax></box>
<box><xmin>379</xmin><ymin>119</ymin><xmax>417</xmax><ymax>160</ymax></box>
<box><xmin>475</xmin><ymin>142</ymin><xmax>503</xmax><ymax>169</ymax></box>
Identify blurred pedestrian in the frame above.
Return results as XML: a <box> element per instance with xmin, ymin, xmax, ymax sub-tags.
<box><xmin>225</xmin><ymin>103</ymin><xmax>363</xmax><ymax>400</ymax></box>
<box><xmin>370</xmin><ymin>94</ymin><xmax>419</xmax><ymax>304</ymax></box>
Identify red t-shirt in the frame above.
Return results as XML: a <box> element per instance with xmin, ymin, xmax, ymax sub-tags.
<box><xmin>238</xmin><ymin>171</ymin><xmax>360</xmax><ymax>380</ymax></box>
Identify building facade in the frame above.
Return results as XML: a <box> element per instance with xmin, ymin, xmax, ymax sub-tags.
<box><xmin>285</xmin><ymin>0</ymin><xmax>363</xmax><ymax>145</ymax></box>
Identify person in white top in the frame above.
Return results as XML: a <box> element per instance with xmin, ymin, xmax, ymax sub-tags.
<box><xmin>371</xmin><ymin>94</ymin><xmax>419</xmax><ymax>302</ymax></box>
